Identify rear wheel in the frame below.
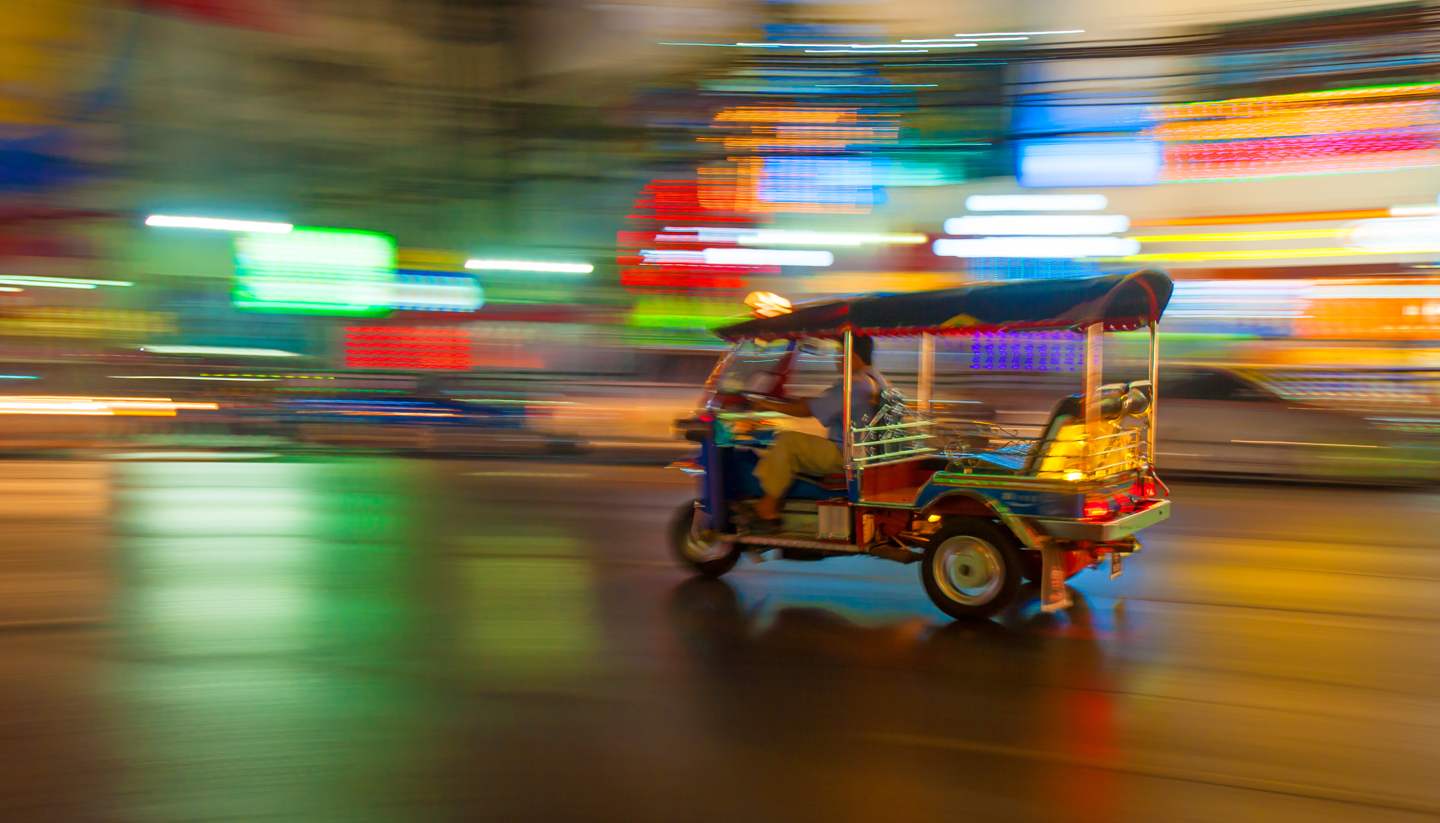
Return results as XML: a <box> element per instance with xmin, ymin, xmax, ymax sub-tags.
<box><xmin>921</xmin><ymin>519</ymin><xmax>1022</xmax><ymax>619</ymax></box>
<box><xmin>670</xmin><ymin>500</ymin><xmax>740</xmax><ymax>578</ymax></box>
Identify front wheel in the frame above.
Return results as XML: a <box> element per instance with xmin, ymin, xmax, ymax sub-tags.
<box><xmin>670</xmin><ymin>500</ymin><xmax>740</xmax><ymax>578</ymax></box>
<box><xmin>921</xmin><ymin>519</ymin><xmax>1023</xmax><ymax>619</ymax></box>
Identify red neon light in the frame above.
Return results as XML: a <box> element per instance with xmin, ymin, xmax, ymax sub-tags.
<box><xmin>345</xmin><ymin>326</ymin><xmax>472</xmax><ymax>371</ymax></box>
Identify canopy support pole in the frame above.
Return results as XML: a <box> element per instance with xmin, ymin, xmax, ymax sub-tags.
<box><xmin>1083</xmin><ymin>322</ymin><xmax>1103</xmax><ymax>475</ymax></box>
<box><xmin>842</xmin><ymin>331</ymin><xmax>855</xmax><ymax>483</ymax></box>
<box><xmin>917</xmin><ymin>332</ymin><xmax>935</xmax><ymax>415</ymax></box>
<box><xmin>1148</xmin><ymin>320</ymin><xmax>1159</xmax><ymax>469</ymax></box>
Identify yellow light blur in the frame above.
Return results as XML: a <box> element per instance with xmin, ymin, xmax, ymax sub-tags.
<box><xmin>1158</xmin><ymin>82</ymin><xmax>1440</xmax><ymax>118</ymax></box>
<box><xmin>744</xmin><ymin>291</ymin><xmax>793</xmax><ymax>318</ymax></box>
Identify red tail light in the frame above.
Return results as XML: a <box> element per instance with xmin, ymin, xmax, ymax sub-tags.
<box><xmin>1083</xmin><ymin>496</ymin><xmax>1111</xmax><ymax>520</ymax></box>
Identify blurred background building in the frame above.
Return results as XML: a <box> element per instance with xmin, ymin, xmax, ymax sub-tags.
<box><xmin>1</xmin><ymin>0</ymin><xmax>1437</xmax><ymax>468</ymax></box>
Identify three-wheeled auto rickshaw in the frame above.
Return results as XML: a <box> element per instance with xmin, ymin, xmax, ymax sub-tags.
<box><xmin>669</xmin><ymin>270</ymin><xmax>1175</xmax><ymax>618</ymax></box>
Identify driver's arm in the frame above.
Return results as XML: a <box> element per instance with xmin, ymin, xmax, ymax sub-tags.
<box><xmin>750</xmin><ymin>396</ymin><xmax>811</xmax><ymax>417</ymax></box>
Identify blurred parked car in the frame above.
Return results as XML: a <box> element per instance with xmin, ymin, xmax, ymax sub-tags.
<box><xmin>275</xmin><ymin>395</ymin><xmax>586</xmax><ymax>456</ymax></box>
<box><xmin>1155</xmin><ymin>366</ymin><xmax>1439</xmax><ymax>484</ymax></box>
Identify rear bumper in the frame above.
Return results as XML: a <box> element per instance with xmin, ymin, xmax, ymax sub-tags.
<box><xmin>1029</xmin><ymin>499</ymin><xmax>1171</xmax><ymax>542</ymax></box>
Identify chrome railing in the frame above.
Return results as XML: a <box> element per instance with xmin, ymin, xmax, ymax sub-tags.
<box><xmin>851</xmin><ymin>418</ymin><xmax>939</xmax><ymax>465</ymax></box>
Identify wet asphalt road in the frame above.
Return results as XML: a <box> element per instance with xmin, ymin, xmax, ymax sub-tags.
<box><xmin>2</xmin><ymin>457</ymin><xmax>1439</xmax><ymax>822</ymax></box>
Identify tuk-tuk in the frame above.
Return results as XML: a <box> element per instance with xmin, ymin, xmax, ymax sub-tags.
<box><xmin>669</xmin><ymin>270</ymin><xmax>1175</xmax><ymax>618</ymax></box>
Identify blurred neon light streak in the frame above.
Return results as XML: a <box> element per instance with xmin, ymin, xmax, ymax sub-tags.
<box><xmin>945</xmin><ymin>215</ymin><xmax>1129</xmax><ymax>236</ymax></box>
<box><xmin>736</xmin><ymin>42</ymin><xmax>960</xmax><ymax>50</ymax></box>
<box><xmin>902</xmin><ymin>37</ymin><xmax>1028</xmax><ymax>43</ymax></box>
<box><xmin>743</xmin><ymin>230</ymin><xmax>926</xmax><ymax>246</ymax></box>
<box><xmin>1309</xmin><ymin>285</ymin><xmax>1440</xmax><ymax>299</ymax></box>
<box><xmin>0</xmin><ymin>275</ymin><xmax>132</xmax><ymax>288</ymax></box>
<box><xmin>660</xmin><ymin>228</ymin><xmax>925</xmax><ymax>246</ymax></box>
<box><xmin>139</xmin><ymin>345</ymin><xmax>302</xmax><ymax>357</ymax></box>
<box><xmin>952</xmin><ymin>29</ymin><xmax>1083</xmax><ymax>36</ymax></box>
<box><xmin>145</xmin><ymin>214</ymin><xmax>293</xmax><ymax>233</ymax></box>
<box><xmin>464</xmin><ymin>259</ymin><xmax>593</xmax><ymax>274</ymax></box>
<box><xmin>701</xmin><ymin>248</ymin><xmax>834</xmax><ymax>267</ymax></box>
<box><xmin>110</xmin><ymin>375</ymin><xmax>276</xmax><ymax>382</ymax></box>
<box><xmin>933</xmin><ymin>237</ymin><xmax>1139</xmax><ymax>258</ymax></box>
<box><xmin>1390</xmin><ymin>205</ymin><xmax>1440</xmax><ymax>216</ymax></box>
<box><xmin>1346</xmin><ymin>217</ymin><xmax>1440</xmax><ymax>253</ymax></box>
<box><xmin>1161</xmin><ymin>81</ymin><xmax>1440</xmax><ymax>117</ymax></box>
<box><xmin>814</xmin><ymin>83</ymin><xmax>939</xmax><ymax>88</ymax></box>
<box><xmin>1152</xmin><ymin>101</ymin><xmax>1437</xmax><ymax>142</ymax></box>
<box><xmin>9</xmin><ymin>276</ymin><xmax>133</xmax><ymax>287</ymax></box>
<box><xmin>965</xmin><ymin>194</ymin><xmax>1106</xmax><ymax>212</ymax></box>
<box><xmin>0</xmin><ymin>396</ymin><xmax>219</xmax><ymax>416</ymax></box>
<box><xmin>0</xmin><ymin>375</ymin><xmax>38</xmax><ymax>380</ymax></box>
<box><xmin>805</xmin><ymin>49</ymin><xmax>929</xmax><ymax>54</ymax></box>
<box><xmin>0</xmin><ymin>287</ymin><xmax>21</xmax><ymax>292</ymax></box>
<box><xmin>1130</xmin><ymin>229</ymin><xmax>1346</xmax><ymax>243</ymax></box>
<box><xmin>1020</xmin><ymin>140</ymin><xmax>1162</xmax><ymax>187</ymax></box>
<box><xmin>714</xmin><ymin>108</ymin><xmax>855</xmax><ymax>124</ymax></box>
<box><xmin>1131</xmin><ymin>209</ymin><xmax>1389</xmax><ymax>227</ymax></box>
<box><xmin>1116</xmin><ymin>247</ymin><xmax>1413</xmax><ymax>262</ymax></box>
<box><xmin>1230</xmin><ymin>440</ymin><xmax>1379</xmax><ymax>449</ymax></box>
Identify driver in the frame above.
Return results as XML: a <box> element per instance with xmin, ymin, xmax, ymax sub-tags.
<box><xmin>748</xmin><ymin>336</ymin><xmax>888</xmax><ymax>530</ymax></box>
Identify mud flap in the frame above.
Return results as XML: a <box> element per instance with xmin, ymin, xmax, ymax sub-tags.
<box><xmin>1040</xmin><ymin>545</ymin><xmax>1073</xmax><ymax>613</ymax></box>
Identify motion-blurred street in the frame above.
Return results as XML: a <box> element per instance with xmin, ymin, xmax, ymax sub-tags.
<box><xmin>2</xmin><ymin>456</ymin><xmax>1438</xmax><ymax>822</ymax></box>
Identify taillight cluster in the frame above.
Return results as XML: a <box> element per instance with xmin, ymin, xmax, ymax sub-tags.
<box><xmin>1082</xmin><ymin>497</ymin><xmax>1112</xmax><ymax>520</ymax></box>
<box><xmin>1085</xmin><ymin>476</ymin><xmax>1161</xmax><ymax>522</ymax></box>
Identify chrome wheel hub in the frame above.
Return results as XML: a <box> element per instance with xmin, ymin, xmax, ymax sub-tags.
<box><xmin>934</xmin><ymin>535</ymin><xmax>1003</xmax><ymax>606</ymax></box>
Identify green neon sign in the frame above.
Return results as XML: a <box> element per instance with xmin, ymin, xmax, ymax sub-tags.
<box><xmin>234</xmin><ymin>228</ymin><xmax>397</xmax><ymax>316</ymax></box>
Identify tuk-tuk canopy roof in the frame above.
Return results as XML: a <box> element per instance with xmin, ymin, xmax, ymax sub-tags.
<box><xmin>717</xmin><ymin>270</ymin><xmax>1173</xmax><ymax>341</ymax></box>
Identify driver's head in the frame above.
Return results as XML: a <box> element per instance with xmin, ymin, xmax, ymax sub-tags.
<box><xmin>841</xmin><ymin>335</ymin><xmax>875</xmax><ymax>370</ymax></box>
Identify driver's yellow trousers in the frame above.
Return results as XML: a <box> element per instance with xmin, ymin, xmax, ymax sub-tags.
<box><xmin>755</xmin><ymin>431</ymin><xmax>844</xmax><ymax>499</ymax></box>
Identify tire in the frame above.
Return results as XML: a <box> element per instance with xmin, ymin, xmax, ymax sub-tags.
<box><xmin>921</xmin><ymin>518</ymin><xmax>1023</xmax><ymax>619</ymax></box>
<box><xmin>670</xmin><ymin>500</ymin><xmax>740</xmax><ymax>578</ymax></box>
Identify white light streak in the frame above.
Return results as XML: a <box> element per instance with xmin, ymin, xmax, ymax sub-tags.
<box><xmin>663</xmin><ymin>227</ymin><xmax>926</xmax><ymax>247</ymax></box>
<box><xmin>0</xmin><ymin>396</ymin><xmax>219</xmax><ymax>416</ymax></box>
<box><xmin>952</xmin><ymin>29</ymin><xmax>1084</xmax><ymax>36</ymax></box>
<box><xmin>900</xmin><ymin>37</ymin><xmax>1029</xmax><ymax>43</ymax></box>
<box><xmin>109</xmin><ymin>375</ymin><xmax>277</xmax><ymax>382</ymax></box>
<box><xmin>1345</xmin><ymin>217</ymin><xmax>1440</xmax><ymax>253</ymax></box>
<box><xmin>743</xmin><ymin>230</ymin><xmax>927</xmax><ymax>246</ymax></box>
<box><xmin>1309</xmin><ymin>285</ymin><xmax>1440</xmax><ymax>300</ymax></box>
<box><xmin>1389</xmin><ymin>204</ymin><xmax>1440</xmax><ymax>217</ymax></box>
<box><xmin>139</xmin><ymin>345</ymin><xmax>302</xmax><ymax>358</ymax></box>
<box><xmin>702</xmin><ymin>248</ymin><xmax>835</xmax><ymax>267</ymax></box>
<box><xmin>737</xmin><ymin>41</ymin><xmax>955</xmax><ymax>50</ymax></box>
<box><xmin>805</xmin><ymin>48</ymin><xmax>930</xmax><ymax>54</ymax></box>
<box><xmin>0</xmin><ymin>276</ymin><xmax>131</xmax><ymax>289</ymax></box>
<box><xmin>464</xmin><ymin>259</ymin><xmax>594</xmax><ymax>274</ymax></box>
<box><xmin>145</xmin><ymin>214</ymin><xmax>294</xmax><ymax>234</ymax></box>
<box><xmin>964</xmin><ymin>194</ymin><xmax>1108</xmax><ymax>212</ymax></box>
<box><xmin>944</xmin><ymin>215</ymin><xmax>1130</xmax><ymax>236</ymax></box>
<box><xmin>932</xmin><ymin>236</ymin><xmax>1140</xmax><ymax>259</ymax></box>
